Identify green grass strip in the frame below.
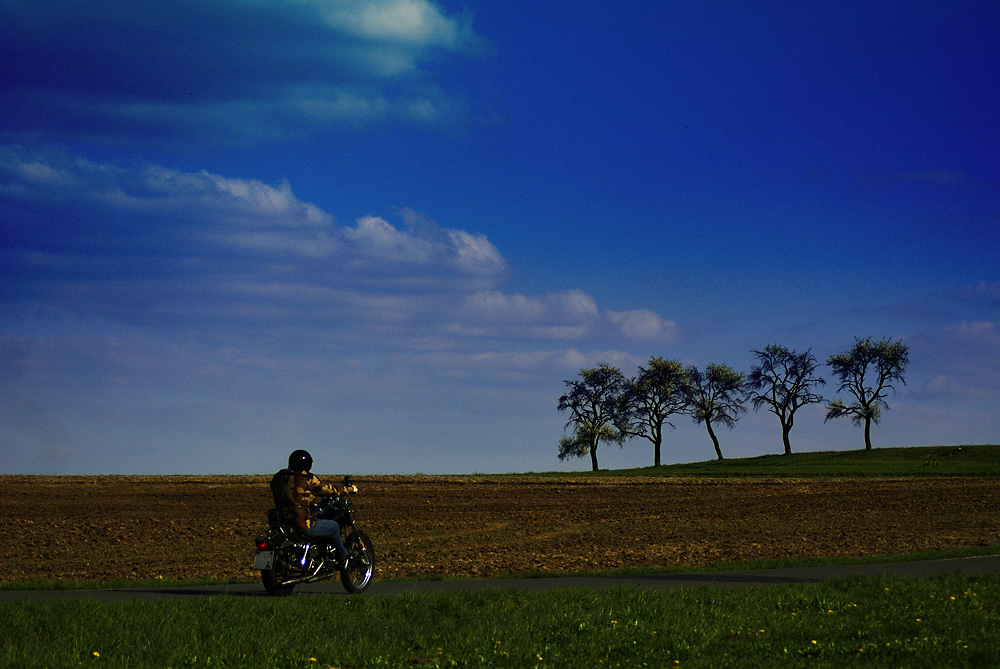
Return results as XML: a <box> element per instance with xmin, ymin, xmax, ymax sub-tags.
<box><xmin>2</xmin><ymin>573</ymin><xmax>997</xmax><ymax>667</ymax></box>
<box><xmin>517</xmin><ymin>444</ymin><xmax>1000</xmax><ymax>478</ymax></box>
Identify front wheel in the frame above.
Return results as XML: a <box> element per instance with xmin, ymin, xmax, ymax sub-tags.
<box><xmin>340</xmin><ymin>530</ymin><xmax>374</xmax><ymax>594</ymax></box>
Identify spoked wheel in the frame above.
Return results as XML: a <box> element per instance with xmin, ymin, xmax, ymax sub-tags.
<box><xmin>339</xmin><ymin>530</ymin><xmax>374</xmax><ymax>594</ymax></box>
<box><xmin>261</xmin><ymin>557</ymin><xmax>296</xmax><ymax>596</ymax></box>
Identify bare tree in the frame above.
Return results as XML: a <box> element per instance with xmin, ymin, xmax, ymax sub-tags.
<box><xmin>685</xmin><ymin>363</ymin><xmax>747</xmax><ymax>460</ymax></box>
<box><xmin>747</xmin><ymin>345</ymin><xmax>825</xmax><ymax>455</ymax></box>
<box><xmin>619</xmin><ymin>357</ymin><xmax>690</xmax><ymax>467</ymax></box>
<box><xmin>826</xmin><ymin>337</ymin><xmax>910</xmax><ymax>450</ymax></box>
<box><xmin>557</xmin><ymin>364</ymin><xmax>627</xmax><ymax>471</ymax></box>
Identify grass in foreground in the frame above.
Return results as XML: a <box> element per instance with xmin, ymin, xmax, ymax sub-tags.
<box><xmin>2</xmin><ymin>573</ymin><xmax>997</xmax><ymax>668</ymax></box>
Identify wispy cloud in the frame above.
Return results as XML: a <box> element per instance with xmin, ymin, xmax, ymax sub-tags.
<box><xmin>0</xmin><ymin>0</ymin><xmax>485</xmax><ymax>143</ymax></box>
<box><xmin>909</xmin><ymin>320</ymin><xmax>1000</xmax><ymax>401</ymax></box>
<box><xmin>958</xmin><ymin>281</ymin><xmax>1000</xmax><ymax>305</ymax></box>
<box><xmin>0</xmin><ymin>146</ymin><xmax>677</xmax><ymax>353</ymax></box>
<box><xmin>299</xmin><ymin>0</ymin><xmax>476</xmax><ymax>53</ymax></box>
<box><xmin>1</xmin><ymin>145</ymin><xmax>683</xmax><ymax>474</ymax></box>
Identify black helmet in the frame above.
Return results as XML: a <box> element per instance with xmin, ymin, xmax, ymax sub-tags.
<box><xmin>288</xmin><ymin>449</ymin><xmax>313</xmax><ymax>471</ymax></box>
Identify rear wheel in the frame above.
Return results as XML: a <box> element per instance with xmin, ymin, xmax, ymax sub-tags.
<box><xmin>339</xmin><ymin>530</ymin><xmax>374</xmax><ymax>594</ymax></box>
<box><xmin>261</xmin><ymin>554</ymin><xmax>296</xmax><ymax>596</ymax></box>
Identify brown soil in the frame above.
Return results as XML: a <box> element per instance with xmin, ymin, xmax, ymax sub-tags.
<box><xmin>2</xmin><ymin>475</ymin><xmax>999</xmax><ymax>585</ymax></box>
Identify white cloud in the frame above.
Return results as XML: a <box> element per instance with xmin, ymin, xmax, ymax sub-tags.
<box><xmin>410</xmin><ymin>347</ymin><xmax>647</xmax><ymax>385</ymax></box>
<box><xmin>447</xmin><ymin>229</ymin><xmax>509</xmax><ymax>276</ymax></box>
<box><xmin>15</xmin><ymin>161</ymin><xmax>80</xmax><ymax>188</ymax></box>
<box><xmin>457</xmin><ymin>291</ymin><xmax>678</xmax><ymax>344</ymax></box>
<box><xmin>909</xmin><ymin>320</ymin><xmax>1000</xmax><ymax>401</ymax></box>
<box><xmin>459</xmin><ymin>290</ymin><xmax>598</xmax><ymax>339</ymax></box>
<box><xmin>303</xmin><ymin>0</ymin><xmax>466</xmax><ymax>48</ymax></box>
<box><xmin>526</xmin><ymin>325</ymin><xmax>590</xmax><ymax>341</ymax></box>
<box><xmin>605</xmin><ymin>309</ymin><xmax>679</xmax><ymax>342</ymax></box>
<box><xmin>1</xmin><ymin>148</ymin><xmax>679</xmax><ymax>352</ymax></box>
<box><xmin>0</xmin><ymin>0</ymin><xmax>486</xmax><ymax>143</ymax></box>
<box><xmin>1</xmin><ymin>149</ymin><xmax>334</xmax><ymax>230</ymax></box>
<box><xmin>345</xmin><ymin>215</ymin><xmax>429</xmax><ymax>258</ymax></box>
<box><xmin>139</xmin><ymin>167</ymin><xmax>336</xmax><ymax>227</ymax></box>
<box><xmin>937</xmin><ymin>320</ymin><xmax>999</xmax><ymax>343</ymax></box>
<box><xmin>295</xmin><ymin>89</ymin><xmax>393</xmax><ymax>123</ymax></box>
<box><xmin>547</xmin><ymin>290</ymin><xmax>600</xmax><ymax>321</ymax></box>
<box><xmin>464</xmin><ymin>292</ymin><xmax>548</xmax><ymax>322</ymax></box>
<box><xmin>335</xmin><ymin>214</ymin><xmax>508</xmax><ymax>282</ymax></box>
<box><xmin>215</xmin><ymin>230</ymin><xmax>340</xmax><ymax>258</ymax></box>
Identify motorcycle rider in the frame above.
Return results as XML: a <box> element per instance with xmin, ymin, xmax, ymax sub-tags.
<box><xmin>270</xmin><ymin>449</ymin><xmax>358</xmax><ymax>569</ymax></box>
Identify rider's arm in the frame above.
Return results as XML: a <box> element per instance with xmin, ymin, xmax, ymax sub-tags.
<box><xmin>325</xmin><ymin>483</ymin><xmax>359</xmax><ymax>495</ymax></box>
<box><xmin>306</xmin><ymin>475</ymin><xmax>346</xmax><ymax>496</ymax></box>
<box><xmin>304</xmin><ymin>474</ymin><xmax>358</xmax><ymax>496</ymax></box>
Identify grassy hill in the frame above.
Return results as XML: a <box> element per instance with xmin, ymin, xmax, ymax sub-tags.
<box><xmin>580</xmin><ymin>444</ymin><xmax>1000</xmax><ymax>478</ymax></box>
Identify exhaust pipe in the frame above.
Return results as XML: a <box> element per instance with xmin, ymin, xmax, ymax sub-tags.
<box><xmin>279</xmin><ymin>571</ymin><xmax>339</xmax><ymax>587</ymax></box>
<box><xmin>278</xmin><ymin>559</ymin><xmax>340</xmax><ymax>587</ymax></box>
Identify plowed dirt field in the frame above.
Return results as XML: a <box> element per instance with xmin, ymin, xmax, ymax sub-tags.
<box><xmin>2</xmin><ymin>475</ymin><xmax>999</xmax><ymax>585</ymax></box>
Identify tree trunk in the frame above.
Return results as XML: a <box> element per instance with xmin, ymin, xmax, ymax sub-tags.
<box><xmin>782</xmin><ymin>424</ymin><xmax>792</xmax><ymax>455</ymax></box>
<box><xmin>654</xmin><ymin>437</ymin><xmax>662</xmax><ymax>467</ymax></box>
<box><xmin>706</xmin><ymin>422</ymin><xmax>724</xmax><ymax>460</ymax></box>
<box><xmin>589</xmin><ymin>443</ymin><xmax>600</xmax><ymax>471</ymax></box>
<box><xmin>864</xmin><ymin>418</ymin><xmax>872</xmax><ymax>451</ymax></box>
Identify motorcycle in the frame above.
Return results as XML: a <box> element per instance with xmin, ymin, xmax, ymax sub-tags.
<box><xmin>253</xmin><ymin>476</ymin><xmax>374</xmax><ymax>595</ymax></box>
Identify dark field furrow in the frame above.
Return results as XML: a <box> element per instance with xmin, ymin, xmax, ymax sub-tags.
<box><xmin>3</xmin><ymin>475</ymin><xmax>999</xmax><ymax>583</ymax></box>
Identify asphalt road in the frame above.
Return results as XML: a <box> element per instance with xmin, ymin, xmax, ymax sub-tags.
<box><xmin>3</xmin><ymin>555</ymin><xmax>999</xmax><ymax>602</ymax></box>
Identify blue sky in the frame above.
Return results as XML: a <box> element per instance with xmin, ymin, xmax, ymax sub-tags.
<box><xmin>2</xmin><ymin>0</ymin><xmax>998</xmax><ymax>474</ymax></box>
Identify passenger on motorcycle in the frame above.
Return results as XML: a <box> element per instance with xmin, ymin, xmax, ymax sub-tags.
<box><xmin>271</xmin><ymin>449</ymin><xmax>359</xmax><ymax>568</ymax></box>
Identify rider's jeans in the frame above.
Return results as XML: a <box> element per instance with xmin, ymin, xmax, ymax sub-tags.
<box><xmin>305</xmin><ymin>520</ymin><xmax>348</xmax><ymax>561</ymax></box>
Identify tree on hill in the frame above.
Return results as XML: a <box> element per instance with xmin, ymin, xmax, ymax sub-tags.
<box><xmin>557</xmin><ymin>364</ymin><xmax>627</xmax><ymax>471</ymax></box>
<box><xmin>684</xmin><ymin>363</ymin><xmax>747</xmax><ymax>460</ymax></box>
<box><xmin>618</xmin><ymin>357</ymin><xmax>690</xmax><ymax>467</ymax></box>
<box><xmin>826</xmin><ymin>336</ymin><xmax>910</xmax><ymax>450</ymax></box>
<box><xmin>747</xmin><ymin>345</ymin><xmax>825</xmax><ymax>455</ymax></box>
